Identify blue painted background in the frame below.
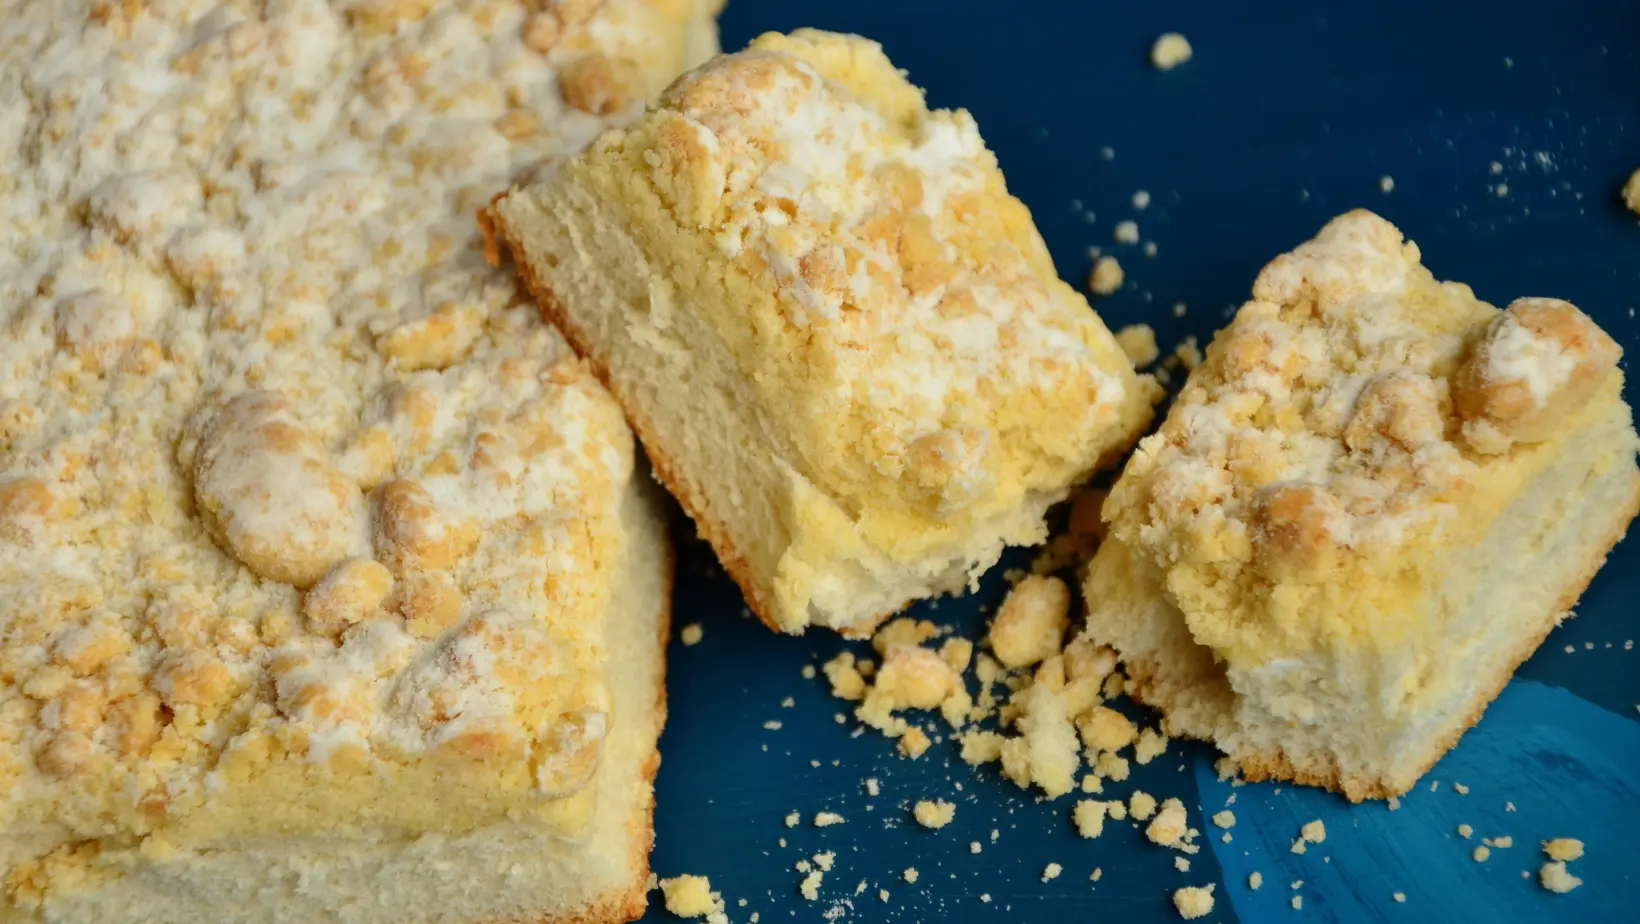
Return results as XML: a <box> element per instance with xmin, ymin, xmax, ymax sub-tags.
<box><xmin>641</xmin><ymin>2</ymin><xmax>1640</xmax><ymax>921</ymax></box>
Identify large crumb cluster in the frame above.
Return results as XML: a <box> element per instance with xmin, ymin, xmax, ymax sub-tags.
<box><xmin>660</xmin><ymin>875</ymin><xmax>728</xmax><ymax>922</ymax></box>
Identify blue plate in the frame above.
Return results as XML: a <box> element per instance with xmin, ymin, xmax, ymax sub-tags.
<box><xmin>643</xmin><ymin>2</ymin><xmax>1640</xmax><ymax>921</ymax></box>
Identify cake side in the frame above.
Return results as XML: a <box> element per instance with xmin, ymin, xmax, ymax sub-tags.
<box><xmin>0</xmin><ymin>474</ymin><xmax>672</xmax><ymax>924</ymax></box>
<box><xmin>490</xmin><ymin>29</ymin><xmax>1156</xmax><ymax>632</ymax></box>
<box><xmin>0</xmin><ymin>0</ymin><xmax>709</xmax><ymax>914</ymax></box>
<box><xmin>1080</xmin><ymin>210</ymin><xmax>1640</xmax><ymax>800</ymax></box>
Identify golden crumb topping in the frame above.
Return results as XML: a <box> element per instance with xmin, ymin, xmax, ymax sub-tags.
<box><xmin>1104</xmin><ymin>210</ymin><xmax>1629</xmax><ymax>667</ymax></box>
<box><xmin>0</xmin><ymin>0</ymin><xmax>704</xmax><ymax>892</ymax></box>
<box><xmin>568</xmin><ymin>28</ymin><xmax>1148</xmax><ymax>542</ymax></box>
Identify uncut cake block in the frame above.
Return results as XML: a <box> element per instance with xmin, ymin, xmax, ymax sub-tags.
<box><xmin>0</xmin><ymin>1</ymin><xmax>718</xmax><ymax>921</ymax></box>
<box><xmin>488</xmin><ymin>29</ymin><xmax>1157</xmax><ymax>635</ymax></box>
<box><xmin>1081</xmin><ymin>210</ymin><xmax>1640</xmax><ymax>801</ymax></box>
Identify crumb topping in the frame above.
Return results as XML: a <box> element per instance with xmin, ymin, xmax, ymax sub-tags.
<box><xmin>0</xmin><ymin>0</ymin><xmax>701</xmax><ymax>888</ymax></box>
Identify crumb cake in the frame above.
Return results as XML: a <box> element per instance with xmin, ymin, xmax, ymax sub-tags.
<box><xmin>0</xmin><ymin>1</ymin><xmax>719</xmax><ymax>921</ymax></box>
<box><xmin>487</xmin><ymin>29</ymin><xmax>1157</xmax><ymax>635</ymax></box>
<box><xmin>1081</xmin><ymin>210</ymin><xmax>1640</xmax><ymax>801</ymax></box>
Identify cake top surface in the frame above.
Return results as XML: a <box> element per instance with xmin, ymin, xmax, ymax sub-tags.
<box><xmin>569</xmin><ymin>29</ymin><xmax>1149</xmax><ymax>534</ymax></box>
<box><xmin>0</xmin><ymin>0</ymin><xmax>697</xmax><ymax>878</ymax></box>
<box><xmin>1104</xmin><ymin>209</ymin><xmax>1627</xmax><ymax>661</ymax></box>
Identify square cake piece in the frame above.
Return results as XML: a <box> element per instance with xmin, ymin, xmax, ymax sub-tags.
<box><xmin>1082</xmin><ymin>210</ymin><xmax>1640</xmax><ymax>801</ymax></box>
<box><xmin>0</xmin><ymin>1</ymin><xmax>717</xmax><ymax>921</ymax></box>
<box><xmin>488</xmin><ymin>29</ymin><xmax>1157</xmax><ymax>635</ymax></box>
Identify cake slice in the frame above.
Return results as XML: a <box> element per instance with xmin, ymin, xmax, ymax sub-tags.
<box><xmin>1081</xmin><ymin>210</ymin><xmax>1640</xmax><ymax>801</ymax></box>
<box><xmin>0</xmin><ymin>1</ymin><xmax>716</xmax><ymax>921</ymax></box>
<box><xmin>487</xmin><ymin>29</ymin><xmax>1157</xmax><ymax>635</ymax></box>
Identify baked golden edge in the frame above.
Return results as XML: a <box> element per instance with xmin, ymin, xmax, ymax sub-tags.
<box><xmin>1119</xmin><ymin>472</ymin><xmax>1640</xmax><ymax>803</ymax></box>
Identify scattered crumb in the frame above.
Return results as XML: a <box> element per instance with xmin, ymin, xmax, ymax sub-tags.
<box><xmin>1150</xmin><ymin>33</ymin><xmax>1194</xmax><ymax>70</ymax></box>
<box><xmin>798</xmin><ymin>871</ymin><xmax>823</xmax><ymax>901</ymax></box>
<box><xmin>660</xmin><ymin>875</ymin><xmax>724</xmax><ymax>919</ymax></box>
<box><xmin>980</xmin><ymin>894</ymin><xmax>992</xmax><ymax>903</ymax></box>
<box><xmin>1393</xmin><ymin>892</ymin><xmax>1406</xmax><ymax>903</ymax></box>
<box><xmin>813</xmin><ymin>852</ymin><xmax>834</xmax><ymax>872</ymax></box>
<box><xmin>1172</xmin><ymin>884</ymin><xmax>1215</xmax><ymax>919</ymax></box>
<box><xmin>1540</xmin><ymin>862</ymin><xmax>1583</xmax><ymax>894</ymax></box>
<box><xmin>1142</xmin><ymin>240</ymin><xmax>1158</xmax><ymax>258</ymax></box>
<box><xmin>1505</xmin><ymin>801</ymin><xmax>1516</xmax><ymax>812</ymax></box>
<box><xmin>1107</xmin><ymin>800</ymin><xmax>1128</xmax><ymax>821</ymax></box>
<box><xmin>1214</xmin><ymin>756</ymin><xmax>1240</xmax><ymax>781</ymax></box>
<box><xmin>970</xmin><ymin>842</ymin><xmax>982</xmax><ymax>854</ymax></box>
<box><xmin>1380</xmin><ymin>175</ymin><xmax>1395</xmax><ymax>193</ymax></box>
<box><xmin>1081</xmin><ymin>774</ymin><xmax>1103</xmax><ymax>794</ymax></box>
<box><xmin>864</xmin><ymin>778</ymin><xmax>880</xmax><ymax>797</ymax></box>
<box><xmin>1073</xmin><ymin>800</ymin><xmax>1110</xmax><ymax>839</ymax></box>
<box><xmin>784</xmin><ymin>812</ymin><xmax>799</xmax><ymax>828</ymax></box>
<box><xmin>1174</xmin><ymin>857</ymin><xmax>1191</xmax><ymax>872</ymax></box>
<box><xmin>1172</xmin><ymin>301</ymin><xmax>1188</xmax><ymax>317</ymax></box>
<box><xmin>878</xmin><ymin>889</ymin><xmax>888</xmax><ymax>902</ymax></box>
<box><xmin>1114</xmin><ymin>220</ymin><xmax>1140</xmax><ymax>244</ymax></box>
<box><xmin>1088</xmin><ymin>255</ymin><xmax>1125</xmax><ymax>296</ymax></box>
<box><xmin>988</xmin><ymin>575</ymin><xmax>1071</xmax><ymax>667</ymax></box>
<box><xmin>1094</xmin><ymin>751</ymin><xmax>1131</xmax><ymax>782</ymax></box>
<box><xmin>822</xmin><ymin>653</ymin><xmax>867</xmax><ymax>701</ymax></box>
<box><xmin>897</xmin><ymin>726</ymin><xmax>931</xmax><ymax>759</ymax></box>
<box><xmin>814</xmin><ymin>812</ymin><xmax>845</xmax><ymax>827</ymax></box>
<box><xmin>1145</xmin><ymin>798</ymin><xmax>1189</xmax><ymax>847</ymax></box>
<box><xmin>1301</xmin><ymin>820</ymin><xmax>1327</xmax><ymax>844</ymax></box>
<box><xmin>1079</xmin><ymin>707</ymin><xmax>1138</xmax><ymax>752</ymax></box>
<box><xmin>1116</xmin><ymin>324</ymin><xmax>1159</xmax><ymax>367</ymax></box>
<box><xmin>801</xmin><ymin>665</ymin><xmax>816</xmax><ymax>680</ymax></box>
<box><xmin>1472</xmin><ymin>846</ymin><xmax>1490</xmax><ymax>862</ymax></box>
<box><xmin>903</xmin><ymin>868</ymin><xmax>918</xmax><ymax>884</ymax></box>
<box><xmin>1485</xmin><ymin>836</ymin><xmax>1513</xmax><ymax>849</ymax></box>
<box><xmin>1291</xmin><ymin>896</ymin><xmax>1303</xmax><ymax>910</ymax></box>
<box><xmin>780</xmin><ymin>696</ymin><xmax>794</xmax><ymax>708</ymax></box>
<box><xmin>680</xmin><ymin>624</ymin><xmax>704</xmax><ymax>646</ymax></box>
<box><xmin>1041</xmin><ymin>863</ymin><xmax>1062</xmax><ymax>883</ymax></box>
<box><xmin>1132</xmin><ymin>190</ymin><xmax>1152</xmax><ymax>209</ymax></box>
<box><xmin>1134</xmin><ymin>728</ymin><xmax>1169</xmax><ymax>765</ymax></box>
<box><xmin>1249</xmin><ymin>872</ymin><xmax>1263</xmax><ymax>890</ymax></box>
<box><xmin>913</xmin><ymin>800</ymin><xmax>956</xmax><ymax>829</ymax></box>
<box><xmin>1290</xmin><ymin>840</ymin><xmax>1307</xmax><ymax>855</ymax></box>
<box><xmin>1387</xmin><ymin>796</ymin><xmax>1401</xmax><ymax>811</ymax></box>
<box><xmin>1130</xmin><ymin>791</ymin><xmax>1159</xmax><ymax>821</ymax></box>
<box><xmin>1543</xmin><ymin>839</ymin><xmax>1584</xmax><ymax>862</ymax></box>
<box><xmin>1212</xmin><ymin>810</ymin><xmax>1236</xmax><ymax>829</ymax></box>
<box><xmin>1091</xmin><ymin>868</ymin><xmax>1103</xmax><ymax>881</ymax></box>
<box><xmin>1457</xmin><ymin>824</ymin><xmax>1472</xmax><ymax>838</ymax></box>
<box><xmin>1453</xmin><ymin>782</ymin><xmax>1470</xmax><ymax>795</ymax></box>
<box><xmin>762</xmin><ymin>720</ymin><xmax>782</xmax><ymax>730</ymax></box>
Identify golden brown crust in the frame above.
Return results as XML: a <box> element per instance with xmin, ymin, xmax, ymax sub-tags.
<box><xmin>1127</xmin><ymin>472</ymin><xmax>1640</xmax><ymax>803</ymax></box>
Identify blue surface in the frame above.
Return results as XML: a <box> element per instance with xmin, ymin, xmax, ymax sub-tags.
<box><xmin>643</xmin><ymin>2</ymin><xmax>1640</xmax><ymax>922</ymax></box>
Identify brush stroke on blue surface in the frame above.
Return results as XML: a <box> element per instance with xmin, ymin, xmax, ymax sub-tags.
<box><xmin>640</xmin><ymin>1</ymin><xmax>1640</xmax><ymax>922</ymax></box>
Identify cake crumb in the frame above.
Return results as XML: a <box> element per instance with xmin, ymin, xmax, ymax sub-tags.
<box><xmin>1457</xmin><ymin>824</ymin><xmax>1472</xmax><ymax>838</ymax></box>
<box><xmin>1041</xmin><ymin>863</ymin><xmax>1062</xmax><ymax>882</ymax></box>
<box><xmin>1114</xmin><ymin>220</ymin><xmax>1140</xmax><ymax>244</ymax></box>
<box><xmin>1300</xmin><ymin>820</ymin><xmax>1327</xmax><ymax>844</ymax></box>
<box><xmin>1093</xmin><ymin>751</ymin><xmax>1131</xmax><ymax>782</ymax></box>
<box><xmin>1540</xmin><ymin>862</ymin><xmax>1583</xmax><ymax>894</ymax></box>
<box><xmin>1088</xmin><ymin>255</ymin><xmax>1126</xmax><ymax>297</ymax></box>
<box><xmin>1172</xmin><ymin>884</ymin><xmax>1215</xmax><ymax>919</ymax></box>
<box><xmin>1150</xmin><ymin>33</ymin><xmax>1194</xmax><ymax>70</ymax></box>
<box><xmin>1073</xmin><ymin>800</ymin><xmax>1109</xmax><ymax>839</ymax></box>
<box><xmin>864</xmin><ymin>778</ymin><xmax>880</xmax><ymax>797</ymax></box>
<box><xmin>814</xmin><ymin>812</ymin><xmax>845</xmax><ymax>827</ymax></box>
<box><xmin>801</xmin><ymin>665</ymin><xmax>817</xmax><ymax>680</ymax></box>
<box><xmin>1291</xmin><ymin>895</ymin><xmax>1303</xmax><ymax>910</ymax></box>
<box><xmin>1387</xmin><ymin>796</ymin><xmax>1401</xmax><ymax>811</ymax></box>
<box><xmin>1174</xmin><ymin>857</ymin><xmax>1191</xmax><ymax>872</ymax></box>
<box><xmin>903</xmin><ymin>868</ymin><xmax>918</xmax><ymax>884</ymax></box>
<box><xmin>813</xmin><ymin>852</ymin><xmax>834</xmax><ymax>872</ymax></box>
<box><xmin>988</xmin><ymin>575</ymin><xmax>1070</xmax><ymax>667</ymax></box>
<box><xmin>898</xmin><ymin>726</ymin><xmax>931</xmax><ymax>759</ymax></box>
<box><xmin>1393</xmin><ymin>892</ymin><xmax>1406</xmax><ymax>903</ymax></box>
<box><xmin>1484</xmin><ymin>836</ymin><xmax>1513</xmax><ymax>849</ymax></box>
<box><xmin>680</xmin><ymin>624</ymin><xmax>704</xmax><ymax>646</ymax></box>
<box><xmin>1212</xmin><ymin>810</ymin><xmax>1236</xmax><ymax>829</ymax></box>
<box><xmin>1473</xmin><ymin>846</ymin><xmax>1490</xmax><ymax>862</ymax></box>
<box><xmin>1079</xmin><ymin>707</ymin><xmax>1138</xmax><ymax>751</ymax></box>
<box><xmin>1133</xmin><ymin>727</ymin><xmax>1169</xmax><ymax>765</ymax></box>
<box><xmin>970</xmin><ymin>842</ymin><xmax>982</xmax><ymax>854</ymax></box>
<box><xmin>762</xmin><ymin>720</ymin><xmax>782</xmax><ymax>730</ymax></box>
<box><xmin>784</xmin><ymin>812</ymin><xmax>800</xmax><ymax>828</ymax></box>
<box><xmin>878</xmin><ymin>889</ymin><xmax>889</xmax><ymax>902</ymax></box>
<box><xmin>1080</xmin><ymin>774</ymin><xmax>1103</xmax><ymax>794</ymax></box>
<box><xmin>1145</xmin><ymin>798</ymin><xmax>1189</xmax><ymax>847</ymax></box>
<box><xmin>1380</xmin><ymin>176</ymin><xmax>1395</xmax><ymax>194</ymax></box>
<box><xmin>1132</xmin><ymin>190</ymin><xmax>1152</xmax><ymax>209</ymax></box>
<box><xmin>980</xmin><ymin>893</ymin><xmax>992</xmax><ymax>903</ymax></box>
<box><xmin>1453</xmin><ymin>782</ymin><xmax>1470</xmax><ymax>795</ymax></box>
<box><xmin>1290</xmin><ymin>840</ymin><xmax>1308</xmax><ymax>855</ymax></box>
<box><xmin>913</xmin><ymin>800</ymin><xmax>956</xmax><ymax>829</ymax></box>
<box><xmin>1091</xmin><ymin>867</ymin><xmax>1103</xmax><ymax>881</ymax></box>
<box><xmin>1543</xmin><ymin>838</ymin><xmax>1584</xmax><ymax>862</ymax></box>
<box><xmin>1129</xmin><ymin>791</ymin><xmax>1159</xmax><ymax>821</ymax></box>
<box><xmin>1249</xmin><ymin>872</ymin><xmax>1263</xmax><ymax>890</ymax></box>
<box><xmin>1116</xmin><ymin>324</ymin><xmax>1159</xmax><ymax>367</ymax></box>
<box><xmin>798</xmin><ymin>871</ymin><xmax>823</xmax><ymax>901</ymax></box>
<box><xmin>660</xmin><ymin>875</ymin><xmax>724</xmax><ymax>919</ymax></box>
